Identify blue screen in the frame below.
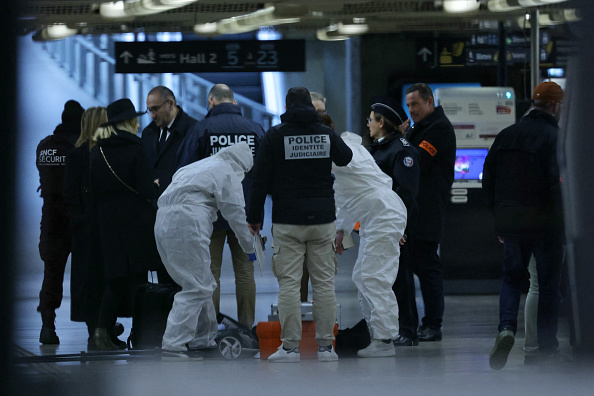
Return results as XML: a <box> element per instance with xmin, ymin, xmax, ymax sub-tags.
<box><xmin>454</xmin><ymin>148</ymin><xmax>489</xmax><ymax>181</ymax></box>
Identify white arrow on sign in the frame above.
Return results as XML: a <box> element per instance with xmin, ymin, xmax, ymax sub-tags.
<box><xmin>417</xmin><ymin>47</ymin><xmax>432</xmax><ymax>62</ymax></box>
<box><xmin>119</xmin><ymin>51</ymin><xmax>134</xmax><ymax>64</ymax></box>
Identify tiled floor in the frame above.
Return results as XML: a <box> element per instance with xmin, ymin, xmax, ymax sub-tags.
<box><xmin>11</xmin><ymin>236</ymin><xmax>590</xmax><ymax>396</ymax></box>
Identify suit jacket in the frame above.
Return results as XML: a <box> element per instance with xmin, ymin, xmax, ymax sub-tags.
<box><xmin>141</xmin><ymin>106</ymin><xmax>198</xmax><ymax>196</ymax></box>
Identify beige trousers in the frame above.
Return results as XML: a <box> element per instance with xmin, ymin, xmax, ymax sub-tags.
<box><xmin>210</xmin><ymin>229</ymin><xmax>256</xmax><ymax>328</ymax></box>
<box><xmin>271</xmin><ymin>222</ymin><xmax>337</xmax><ymax>349</ymax></box>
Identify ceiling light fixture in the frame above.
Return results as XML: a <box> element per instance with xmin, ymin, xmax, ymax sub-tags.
<box><xmin>442</xmin><ymin>0</ymin><xmax>481</xmax><ymax>13</ymax></box>
<box><xmin>100</xmin><ymin>0</ymin><xmax>197</xmax><ymax>19</ymax></box>
<box><xmin>32</xmin><ymin>24</ymin><xmax>79</xmax><ymax>41</ymax></box>
<box><xmin>336</xmin><ymin>22</ymin><xmax>369</xmax><ymax>35</ymax></box>
<box><xmin>488</xmin><ymin>0</ymin><xmax>569</xmax><ymax>11</ymax></box>
<box><xmin>195</xmin><ymin>5</ymin><xmax>305</xmax><ymax>36</ymax></box>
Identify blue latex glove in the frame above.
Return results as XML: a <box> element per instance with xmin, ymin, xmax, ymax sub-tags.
<box><xmin>248</xmin><ymin>253</ymin><xmax>256</xmax><ymax>261</ymax></box>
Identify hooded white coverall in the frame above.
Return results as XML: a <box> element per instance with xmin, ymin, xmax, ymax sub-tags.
<box><xmin>155</xmin><ymin>142</ymin><xmax>256</xmax><ymax>351</ymax></box>
<box><xmin>332</xmin><ymin>132</ymin><xmax>407</xmax><ymax>340</ymax></box>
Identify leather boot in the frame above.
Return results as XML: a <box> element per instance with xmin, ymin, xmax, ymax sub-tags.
<box><xmin>94</xmin><ymin>328</ymin><xmax>118</xmax><ymax>351</ymax></box>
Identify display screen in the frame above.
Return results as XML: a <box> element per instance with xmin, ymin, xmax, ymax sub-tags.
<box><xmin>454</xmin><ymin>148</ymin><xmax>489</xmax><ymax>181</ymax></box>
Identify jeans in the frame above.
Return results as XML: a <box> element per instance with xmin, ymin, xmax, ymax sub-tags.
<box><xmin>499</xmin><ymin>236</ymin><xmax>563</xmax><ymax>353</ymax></box>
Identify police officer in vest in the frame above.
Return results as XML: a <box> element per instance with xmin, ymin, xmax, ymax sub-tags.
<box><xmin>36</xmin><ymin>100</ymin><xmax>84</xmax><ymax>344</ymax></box>
<box><xmin>178</xmin><ymin>84</ymin><xmax>265</xmax><ymax>329</ymax></box>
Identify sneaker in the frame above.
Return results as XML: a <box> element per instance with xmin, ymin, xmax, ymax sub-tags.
<box><xmin>161</xmin><ymin>349</ymin><xmax>204</xmax><ymax>362</ymax></box>
<box><xmin>39</xmin><ymin>326</ymin><xmax>59</xmax><ymax>345</ymax></box>
<box><xmin>268</xmin><ymin>345</ymin><xmax>300</xmax><ymax>363</ymax></box>
<box><xmin>317</xmin><ymin>345</ymin><xmax>338</xmax><ymax>362</ymax></box>
<box><xmin>357</xmin><ymin>339</ymin><xmax>396</xmax><ymax>358</ymax></box>
<box><xmin>489</xmin><ymin>328</ymin><xmax>515</xmax><ymax>370</ymax></box>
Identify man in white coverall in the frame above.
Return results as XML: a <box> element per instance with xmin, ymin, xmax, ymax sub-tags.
<box><xmin>154</xmin><ymin>142</ymin><xmax>256</xmax><ymax>358</ymax></box>
<box><xmin>333</xmin><ymin>132</ymin><xmax>407</xmax><ymax>358</ymax></box>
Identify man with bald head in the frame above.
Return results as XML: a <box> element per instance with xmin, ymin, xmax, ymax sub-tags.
<box><xmin>142</xmin><ymin>86</ymin><xmax>197</xmax><ymax>196</ymax></box>
<box><xmin>178</xmin><ymin>84</ymin><xmax>265</xmax><ymax>329</ymax></box>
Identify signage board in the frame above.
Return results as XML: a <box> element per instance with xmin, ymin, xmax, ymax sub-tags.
<box><xmin>115</xmin><ymin>40</ymin><xmax>305</xmax><ymax>73</ymax></box>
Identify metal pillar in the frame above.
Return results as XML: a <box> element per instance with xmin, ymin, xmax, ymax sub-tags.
<box><xmin>530</xmin><ymin>9</ymin><xmax>540</xmax><ymax>94</ymax></box>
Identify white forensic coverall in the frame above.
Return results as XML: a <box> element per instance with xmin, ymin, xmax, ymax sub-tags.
<box><xmin>332</xmin><ymin>132</ymin><xmax>407</xmax><ymax>340</ymax></box>
<box><xmin>155</xmin><ymin>142</ymin><xmax>256</xmax><ymax>351</ymax></box>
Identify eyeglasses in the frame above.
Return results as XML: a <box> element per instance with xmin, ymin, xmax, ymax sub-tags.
<box><xmin>146</xmin><ymin>100</ymin><xmax>170</xmax><ymax>114</ymax></box>
<box><xmin>366</xmin><ymin>117</ymin><xmax>373</xmax><ymax>124</ymax></box>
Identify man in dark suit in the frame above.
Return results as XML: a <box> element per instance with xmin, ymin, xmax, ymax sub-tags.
<box><xmin>142</xmin><ymin>86</ymin><xmax>198</xmax><ymax>197</ymax></box>
<box><xmin>142</xmin><ymin>86</ymin><xmax>198</xmax><ymax>285</ymax></box>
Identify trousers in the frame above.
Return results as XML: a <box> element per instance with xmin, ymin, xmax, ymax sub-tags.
<box><xmin>209</xmin><ymin>229</ymin><xmax>256</xmax><ymax>328</ymax></box>
<box><xmin>272</xmin><ymin>222</ymin><xmax>337</xmax><ymax>349</ymax></box>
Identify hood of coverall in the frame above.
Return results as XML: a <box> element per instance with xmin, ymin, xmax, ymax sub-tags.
<box><xmin>215</xmin><ymin>142</ymin><xmax>253</xmax><ymax>180</ymax></box>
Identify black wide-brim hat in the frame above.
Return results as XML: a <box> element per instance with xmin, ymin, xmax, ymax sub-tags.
<box><xmin>103</xmin><ymin>98</ymin><xmax>145</xmax><ymax>125</ymax></box>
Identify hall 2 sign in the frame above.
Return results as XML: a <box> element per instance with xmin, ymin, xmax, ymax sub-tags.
<box><xmin>115</xmin><ymin>40</ymin><xmax>305</xmax><ymax>73</ymax></box>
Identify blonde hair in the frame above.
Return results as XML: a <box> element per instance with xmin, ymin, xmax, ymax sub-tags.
<box><xmin>91</xmin><ymin>117</ymin><xmax>139</xmax><ymax>147</ymax></box>
<box><xmin>78</xmin><ymin>107</ymin><xmax>107</xmax><ymax>150</ymax></box>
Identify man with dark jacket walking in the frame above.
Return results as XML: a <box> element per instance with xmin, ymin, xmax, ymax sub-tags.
<box><xmin>247</xmin><ymin>87</ymin><xmax>352</xmax><ymax>362</ymax></box>
<box><xmin>484</xmin><ymin>81</ymin><xmax>565</xmax><ymax>370</ymax></box>
<box><xmin>36</xmin><ymin>100</ymin><xmax>85</xmax><ymax>344</ymax></box>
<box><xmin>405</xmin><ymin>83</ymin><xmax>456</xmax><ymax>342</ymax></box>
<box><xmin>178</xmin><ymin>84</ymin><xmax>265</xmax><ymax>329</ymax></box>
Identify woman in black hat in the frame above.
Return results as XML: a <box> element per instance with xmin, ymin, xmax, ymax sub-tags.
<box><xmin>89</xmin><ymin>99</ymin><xmax>161</xmax><ymax>350</ymax></box>
<box><xmin>367</xmin><ymin>97</ymin><xmax>421</xmax><ymax>348</ymax></box>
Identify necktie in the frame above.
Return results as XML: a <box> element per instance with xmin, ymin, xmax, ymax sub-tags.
<box><xmin>159</xmin><ymin>127</ymin><xmax>167</xmax><ymax>151</ymax></box>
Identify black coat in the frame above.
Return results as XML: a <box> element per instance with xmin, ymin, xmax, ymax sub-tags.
<box><xmin>141</xmin><ymin>106</ymin><xmax>197</xmax><ymax>196</ymax></box>
<box><xmin>89</xmin><ymin>130</ymin><xmax>161</xmax><ymax>279</ymax></box>
<box><xmin>482</xmin><ymin>109</ymin><xmax>563</xmax><ymax>238</ymax></box>
<box><xmin>177</xmin><ymin>102</ymin><xmax>266</xmax><ymax>231</ymax></box>
<box><xmin>63</xmin><ymin>142</ymin><xmax>103</xmax><ymax>322</ymax></box>
<box><xmin>406</xmin><ymin>106</ymin><xmax>456</xmax><ymax>242</ymax></box>
<box><xmin>247</xmin><ymin>99</ymin><xmax>353</xmax><ymax>225</ymax></box>
<box><xmin>369</xmin><ymin>133</ymin><xmax>420</xmax><ymax>235</ymax></box>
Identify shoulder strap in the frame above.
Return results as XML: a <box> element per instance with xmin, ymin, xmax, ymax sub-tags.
<box><xmin>99</xmin><ymin>146</ymin><xmax>139</xmax><ymax>195</ymax></box>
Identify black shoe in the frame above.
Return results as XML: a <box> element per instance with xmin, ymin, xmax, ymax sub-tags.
<box><xmin>393</xmin><ymin>335</ymin><xmax>419</xmax><ymax>347</ymax></box>
<box><xmin>39</xmin><ymin>326</ymin><xmax>59</xmax><ymax>345</ymax></box>
<box><xmin>417</xmin><ymin>326</ymin><xmax>442</xmax><ymax>342</ymax></box>
<box><xmin>489</xmin><ymin>328</ymin><xmax>515</xmax><ymax>370</ymax></box>
<box><xmin>87</xmin><ymin>336</ymin><xmax>97</xmax><ymax>351</ymax></box>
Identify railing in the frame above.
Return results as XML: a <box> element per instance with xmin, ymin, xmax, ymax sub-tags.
<box><xmin>43</xmin><ymin>35</ymin><xmax>276</xmax><ymax>131</ymax></box>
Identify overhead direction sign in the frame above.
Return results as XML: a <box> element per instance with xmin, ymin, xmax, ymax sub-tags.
<box><xmin>115</xmin><ymin>40</ymin><xmax>306</xmax><ymax>73</ymax></box>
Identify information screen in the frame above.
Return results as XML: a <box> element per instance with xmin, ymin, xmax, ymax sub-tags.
<box><xmin>454</xmin><ymin>148</ymin><xmax>489</xmax><ymax>181</ymax></box>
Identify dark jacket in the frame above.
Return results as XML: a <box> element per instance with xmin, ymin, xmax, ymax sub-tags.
<box><xmin>247</xmin><ymin>99</ymin><xmax>353</xmax><ymax>225</ymax></box>
<box><xmin>36</xmin><ymin>122</ymin><xmax>79</xmax><ymax>198</ymax></box>
<box><xmin>369</xmin><ymin>133</ymin><xmax>420</xmax><ymax>235</ymax></box>
<box><xmin>89</xmin><ymin>130</ymin><xmax>161</xmax><ymax>279</ymax></box>
<box><xmin>177</xmin><ymin>102</ymin><xmax>265</xmax><ymax>231</ymax></box>
<box><xmin>406</xmin><ymin>105</ymin><xmax>456</xmax><ymax>242</ymax></box>
<box><xmin>63</xmin><ymin>142</ymin><xmax>103</xmax><ymax>322</ymax></box>
<box><xmin>482</xmin><ymin>109</ymin><xmax>563</xmax><ymax>238</ymax></box>
<box><xmin>141</xmin><ymin>106</ymin><xmax>197</xmax><ymax>196</ymax></box>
